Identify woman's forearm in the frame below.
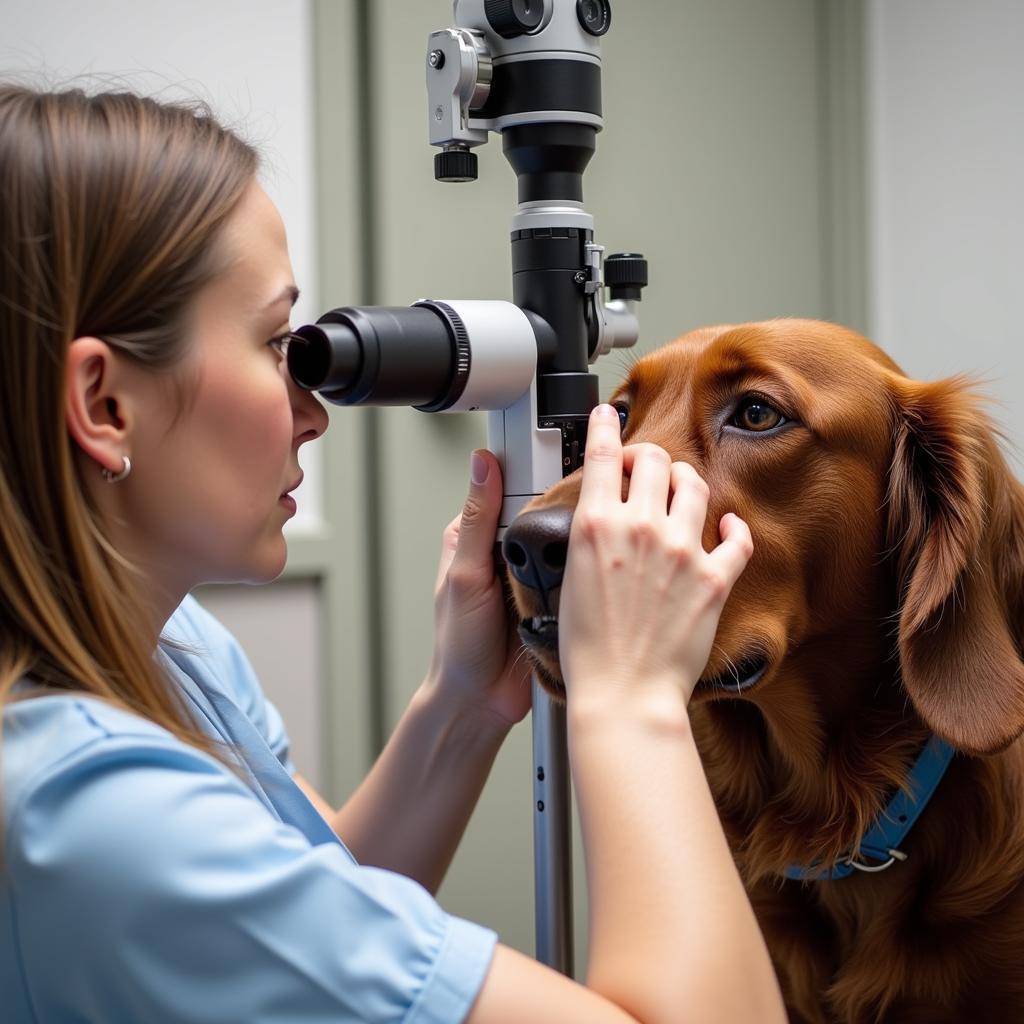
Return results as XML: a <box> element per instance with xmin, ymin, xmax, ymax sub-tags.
<box><xmin>570</xmin><ymin>685</ymin><xmax>786</xmax><ymax>1024</ymax></box>
<box><xmin>330</xmin><ymin>678</ymin><xmax>511</xmax><ymax>893</ymax></box>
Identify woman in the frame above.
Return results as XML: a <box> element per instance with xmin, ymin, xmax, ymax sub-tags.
<box><xmin>0</xmin><ymin>86</ymin><xmax>785</xmax><ymax>1023</ymax></box>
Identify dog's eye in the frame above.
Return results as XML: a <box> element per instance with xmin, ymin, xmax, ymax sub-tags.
<box><xmin>612</xmin><ymin>402</ymin><xmax>629</xmax><ymax>434</ymax></box>
<box><xmin>731</xmin><ymin>396</ymin><xmax>784</xmax><ymax>432</ymax></box>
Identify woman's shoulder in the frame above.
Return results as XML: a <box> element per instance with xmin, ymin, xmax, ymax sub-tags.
<box><xmin>1</xmin><ymin>690</ymin><xmax>227</xmax><ymax>840</ymax></box>
<box><xmin>3</xmin><ymin>690</ymin><xmax>176</xmax><ymax>778</ymax></box>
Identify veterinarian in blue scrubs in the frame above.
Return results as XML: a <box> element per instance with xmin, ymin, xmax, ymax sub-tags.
<box><xmin>0</xmin><ymin>86</ymin><xmax>786</xmax><ymax>1023</ymax></box>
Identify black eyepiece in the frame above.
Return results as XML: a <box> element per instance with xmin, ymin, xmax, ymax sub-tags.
<box><xmin>286</xmin><ymin>305</ymin><xmax>465</xmax><ymax>408</ymax></box>
<box><xmin>286</xmin><ymin>322</ymin><xmax>361</xmax><ymax>393</ymax></box>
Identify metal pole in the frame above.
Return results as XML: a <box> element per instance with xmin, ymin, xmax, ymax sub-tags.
<box><xmin>531</xmin><ymin>678</ymin><xmax>574</xmax><ymax>975</ymax></box>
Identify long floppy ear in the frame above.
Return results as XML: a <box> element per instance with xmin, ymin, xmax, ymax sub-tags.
<box><xmin>888</xmin><ymin>376</ymin><xmax>1024</xmax><ymax>755</ymax></box>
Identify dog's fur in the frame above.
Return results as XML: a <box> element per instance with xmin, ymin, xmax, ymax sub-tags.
<box><xmin>508</xmin><ymin>320</ymin><xmax>1024</xmax><ymax>1023</ymax></box>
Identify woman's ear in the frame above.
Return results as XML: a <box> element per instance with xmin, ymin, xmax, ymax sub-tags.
<box><xmin>64</xmin><ymin>337</ymin><xmax>131</xmax><ymax>477</ymax></box>
<box><xmin>889</xmin><ymin>375</ymin><xmax>1024</xmax><ymax>755</ymax></box>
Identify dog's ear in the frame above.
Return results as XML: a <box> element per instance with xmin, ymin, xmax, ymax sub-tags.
<box><xmin>888</xmin><ymin>376</ymin><xmax>1024</xmax><ymax>755</ymax></box>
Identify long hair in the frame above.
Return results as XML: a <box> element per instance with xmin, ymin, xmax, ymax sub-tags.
<box><xmin>0</xmin><ymin>85</ymin><xmax>259</xmax><ymax>754</ymax></box>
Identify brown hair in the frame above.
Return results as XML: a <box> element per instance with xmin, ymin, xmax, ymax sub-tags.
<box><xmin>0</xmin><ymin>85</ymin><xmax>259</xmax><ymax>753</ymax></box>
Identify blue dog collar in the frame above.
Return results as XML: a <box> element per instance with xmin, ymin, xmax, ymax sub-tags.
<box><xmin>785</xmin><ymin>735</ymin><xmax>956</xmax><ymax>881</ymax></box>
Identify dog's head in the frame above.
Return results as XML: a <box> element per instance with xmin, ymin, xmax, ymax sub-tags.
<box><xmin>505</xmin><ymin>319</ymin><xmax>1024</xmax><ymax>756</ymax></box>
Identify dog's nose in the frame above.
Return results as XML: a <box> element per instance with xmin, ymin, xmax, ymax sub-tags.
<box><xmin>502</xmin><ymin>507</ymin><xmax>574</xmax><ymax>593</ymax></box>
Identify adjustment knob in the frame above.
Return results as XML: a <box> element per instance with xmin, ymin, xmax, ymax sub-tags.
<box><xmin>485</xmin><ymin>0</ymin><xmax>544</xmax><ymax>39</ymax></box>
<box><xmin>435</xmin><ymin>147</ymin><xmax>479</xmax><ymax>183</ymax></box>
<box><xmin>576</xmin><ymin>0</ymin><xmax>611</xmax><ymax>37</ymax></box>
<box><xmin>605</xmin><ymin>252</ymin><xmax>648</xmax><ymax>300</ymax></box>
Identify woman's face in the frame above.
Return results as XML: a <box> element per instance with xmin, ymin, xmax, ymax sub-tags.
<box><xmin>123</xmin><ymin>182</ymin><xmax>327</xmax><ymax>596</ymax></box>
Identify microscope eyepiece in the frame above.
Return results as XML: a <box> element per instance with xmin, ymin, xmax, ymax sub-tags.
<box><xmin>286</xmin><ymin>306</ymin><xmax>458</xmax><ymax>407</ymax></box>
<box><xmin>287</xmin><ymin>322</ymin><xmax>361</xmax><ymax>393</ymax></box>
<box><xmin>288</xmin><ymin>300</ymin><xmax>543</xmax><ymax>413</ymax></box>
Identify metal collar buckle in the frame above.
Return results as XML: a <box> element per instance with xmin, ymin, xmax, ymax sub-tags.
<box><xmin>844</xmin><ymin>848</ymin><xmax>908</xmax><ymax>873</ymax></box>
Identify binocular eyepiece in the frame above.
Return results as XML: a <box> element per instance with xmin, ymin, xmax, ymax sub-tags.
<box><xmin>286</xmin><ymin>299</ymin><xmax>553</xmax><ymax>413</ymax></box>
<box><xmin>286</xmin><ymin>304</ymin><xmax>462</xmax><ymax>410</ymax></box>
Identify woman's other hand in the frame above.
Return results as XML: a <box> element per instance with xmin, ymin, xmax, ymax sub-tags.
<box><xmin>559</xmin><ymin>405</ymin><xmax>753</xmax><ymax>705</ymax></box>
<box><xmin>429</xmin><ymin>450</ymin><xmax>532</xmax><ymax>726</ymax></box>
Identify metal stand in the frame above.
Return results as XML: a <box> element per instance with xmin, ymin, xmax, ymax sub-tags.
<box><xmin>427</xmin><ymin>7</ymin><xmax>642</xmax><ymax>973</ymax></box>
<box><xmin>489</xmin><ymin>371</ymin><xmax>576</xmax><ymax>974</ymax></box>
<box><xmin>294</xmin><ymin>0</ymin><xmax>644</xmax><ymax>980</ymax></box>
<box><xmin>532</xmin><ymin>680</ymin><xmax>574</xmax><ymax>974</ymax></box>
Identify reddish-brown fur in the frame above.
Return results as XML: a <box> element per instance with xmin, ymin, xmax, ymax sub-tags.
<box><xmin>508</xmin><ymin>320</ymin><xmax>1024</xmax><ymax>1023</ymax></box>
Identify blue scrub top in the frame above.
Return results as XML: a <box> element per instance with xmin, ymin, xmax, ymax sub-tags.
<box><xmin>1</xmin><ymin>596</ymin><xmax>497</xmax><ymax>1022</ymax></box>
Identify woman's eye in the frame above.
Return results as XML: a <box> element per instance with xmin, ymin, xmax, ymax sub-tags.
<box><xmin>613</xmin><ymin>403</ymin><xmax>629</xmax><ymax>434</ymax></box>
<box><xmin>731</xmin><ymin>396</ymin><xmax>784</xmax><ymax>432</ymax></box>
<box><xmin>268</xmin><ymin>333</ymin><xmax>292</xmax><ymax>358</ymax></box>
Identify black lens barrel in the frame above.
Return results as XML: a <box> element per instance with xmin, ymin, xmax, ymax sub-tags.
<box><xmin>287</xmin><ymin>305</ymin><xmax>458</xmax><ymax>407</ymax></box>
<box><xmin>287</xmin><ymin>322</ymin><xmax>359</xmax><ymax>393</ymax></box>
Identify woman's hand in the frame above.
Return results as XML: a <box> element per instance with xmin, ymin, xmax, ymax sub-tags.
<box><xmin>428</xmin><ymin>449</ymin><xmax>532</xmax><ymax>727</ymax></box>
<box><xmin>559</xmin><ymin>405</ymin><xmax>753</xmax><ymax>704</ymax></box>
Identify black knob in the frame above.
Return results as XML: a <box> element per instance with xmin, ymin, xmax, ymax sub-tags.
<box><xmin>485</xmin><ymin>0</ymin><xmax>544</xmax><ymax>39</ymax></box>
<box><xmin>435</xmin><ymin>148</ymin><xmax>478</xmax><ymax>183</ymax></box>
<box><xmin>605</xmin><ymin>252</ymin><xmax>647</xmax><ymax>300</ymax></box>
<box><xmin>576</xmin><ymin>0</ymin><xmax>611</xmax><ymax>36</ymax></box>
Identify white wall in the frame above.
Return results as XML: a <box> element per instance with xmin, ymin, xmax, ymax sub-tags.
<box><xmin>0</xmin><ymin>0</ymin><xmax>325</xmax><ymax>528</ymax></box>
<box><xmin>867</xmin><ymin>0</ymin><xmax>1024</xmax><ymax>467</ymax></box>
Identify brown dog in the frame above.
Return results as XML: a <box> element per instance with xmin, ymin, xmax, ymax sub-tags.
<box><xmin>504</xmin><ymin>319</ymin><xmax>1024</xmax><ymax>1023</ymax></box>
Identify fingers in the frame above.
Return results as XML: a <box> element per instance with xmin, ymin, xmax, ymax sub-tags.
<box><xmin>448</xmin><ymin>448</ymin><xmax>503</xmax><ymax>576</ymax></box>
<box><xmin>624</xmin><ymin>443</ymin><xmax>672</xmax><ymax>517</ymax></box>
<box><xmin>668</xmin><ymin>461</ymin><xmax>711</xmax><ymax>540</ymax></box>
<box><xmin>578</xmin><ymin>405</ymin><xmax>625</xmax><ymax>509</ymax></box>
<box><xmin>705</xmin><ymin>512</ymin><xmax>754</xmax><ymax>593</ymax></box>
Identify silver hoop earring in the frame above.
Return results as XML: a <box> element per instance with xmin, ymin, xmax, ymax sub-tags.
<box><xmin>101</xmin><ymin>455</ymin><xmax>132</xmax><ymax>483</ymax></box>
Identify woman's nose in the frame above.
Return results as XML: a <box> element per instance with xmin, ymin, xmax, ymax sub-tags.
<box><xmin>287</xmin><ymin>372</ymin><xmax>329</xmax><ymax>444</ymax></box>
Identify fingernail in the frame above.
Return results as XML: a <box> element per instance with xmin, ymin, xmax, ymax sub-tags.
<box><xmin>594</xmin><ymin>404</ymin><xmax>617</xmax><ymax>419</ymax></box>
<box><xmin>471</xmin><ymin>451</ymin><xmax>489</xmax><ymax>484</ymax></box>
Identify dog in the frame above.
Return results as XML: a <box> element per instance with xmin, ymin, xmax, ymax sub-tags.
<box><xmin>503</xmin><ymin>319</ymin><xmax>1024</xmax><ymax>1023</ymax></box>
